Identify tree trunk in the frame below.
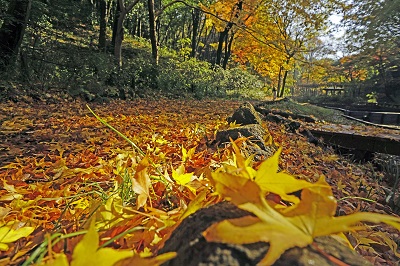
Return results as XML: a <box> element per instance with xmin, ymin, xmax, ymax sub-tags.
<box><xmin>98</xmin><ymin>0</ymin><xmax>107</xmax><ymax>51</ymax></box>
<box><xmin>279</xmin><ymin>69</ymin><xmax>289</xmax><ymax>97</ymax></box>
<box><xmin>277</xmin><ymin>66</ymin><xmax>283</xmax><ymax>97</ymax></box>
<box><xmin>112</xmin><ymin>0</ymin><xmax>140</xmax><ymax>67</ymax></box>
<box><xmin>0</xmin><ymin>0</ymin><xmax>32</xmax><ymax>71</ymax></box>
<box><xmin>190</xmin><ymin>8</ymin><xmax>200</xmax><ymax>58</ymax></box>
<box><xmin>222</xmin><ymin>31</ymin><xmax>234</xmax><ymax>69</ymax></box>
<box><xmin>214</xmin><ymin>0</ymin><xmax>242</xmax><ymax>67</ymax></box>
<box><xmin>114</xmin><ymin>1</ymin><xmax>125</xmax><ymax>68</ymax></box>
<box><xmin>111</xmin><ymin>0</ymin><xmax>120</xmax><ymax>50</ymax></box>
<box><xmin>148</xmin><ymin>0</ymin><xmax>158</xmax><ymax>65</ymax></box>
<box><xmin>215</xmin><ymin>27</ymin><xmax>230</xmax><ymax>67</ymax></box>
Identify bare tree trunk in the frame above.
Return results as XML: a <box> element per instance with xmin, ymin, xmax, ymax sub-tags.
<box><xmin>98</xmin><ymin>0</ymin><xmax>107</xmax><ymax>51</ymax></box>
<box><xmin>114</xmin><ymin>2</ymin><xmax>125</xmax><ymax>68</ymax></box>
<box><xmin>215</xmin><ymin>27</ymin><xmax>230</xmax><ymax>67</ymax></box>
<box><xmin>0</xmin><ymin>0</ymin><xmax>32</xmax><ymax>71</ymax></box>
<box><xmin>222</xmin><ymin>31</ymin><xmax>234</xmax><ymax>69</ymax></box>
<box><xmin>111</xmin><ymin>0</ymin><xmax>120</xmax><ymax>50</ymax></box>
<box><xmin>276</xmin><ymin>66</ymin><xmax>283</xmax><ymax>97</ymax></box>
<box><xmin>148</xmin><ymin>0</ymin><xmax>158</xmax><ymax>65</ymax></box>
<box><xmin>190</xmin><ymin>8</ymin><xmax>200</xmax><ymax>58</ymax></box>
<box><xmin>279</xmin><ymin>69</ymin><xmax>289</xmax><ymax>97</ymax></box>
<box><xmin>112</xmin><ymin>0</ymin><xmax>140</xmax><ymax>67</ymax></box>
<box><xmin>214</xmin><ymin>0</ymin><xmax>242</xmax><ymax>67</ymax></box>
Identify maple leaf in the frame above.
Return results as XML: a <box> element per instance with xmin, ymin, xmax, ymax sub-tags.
<box><xmin>0</xmin><ymin>223</ymin><xmax>35</xmax><ymax>251</ymax></box>
<box><xmin>181</xmin><ymin>145</ymin><xmax>196</xmax><ymax>163</ymax></box>
<box><xmin>214</xmin><ymin>145</ymin><xmax>325</xmax><ymax>204</ymax></box>
<box><xmin>204</xmin><ymin>151</ymin><xmax>400</xmax><ymax>265</ymax></box>
<box><xmin>172</xmin><ymin>164</ymin><xmax>193</xmax><ymax>186</ymax></box>
<box><xmin>71</xmin><ymin>220</ymin><xmax>133</xmax><ymax>266</ymax></box>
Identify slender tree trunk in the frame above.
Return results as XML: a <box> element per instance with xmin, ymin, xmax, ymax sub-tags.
<box><xmin>191</xmin><ymin>8</ymin><xmax>200</xmax><ymax>58</ymax></box>
<box><xmin>148</xmin><ymin>0</ymin><xmax>158</xmax><ymax>65</ymax></box>
<box><xmin>111</xmin><ymin>0</ymin><xmax>120</xmax><ymax>50</ymax></box>
<box><xmin>277</xmin><ymin>66</ymin><xmax>283</xmax><ymax>97</ymax></box>
<box><xmin>112</xmin><ymin>0</ymin><xmax>140</xmax><ymax>67</ymax></box>
<box><xmin>215</xmin><ymin>27</ymin><xmax>230</xmax><ymax>66</ymax></box>
<box><xmin>222</xmin><ymin>31</ymin><xmax>234</xmax><ymax>69</ymax></box>
<box><xmin>214</xmin><ymin>0</ymin><xmax>242</xmax><ymax>67</ymax></box>
<box><xmin>98</xmin><ymin>0</ymin><xmax>107</xmax><ymax>51</ymax></box>
<box><xmin>279</xmin><ymin>69</ymin><xmax>289</xmax><ymax>97</ymax></box>
<box><xmin>114</xmin><ymin>3</ymin><xmax>125</xmax><ymax>68</ymax></box>
<box><xmin>0</xmin><ymin>0</ymin><xmax>32</xmax><ymax>70</ymax></box>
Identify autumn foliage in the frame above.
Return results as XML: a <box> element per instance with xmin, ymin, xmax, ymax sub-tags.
<box><xmin>0</xmin><ymin>99</ymin><xmax>399</xmax><ymax>265</ymax></box>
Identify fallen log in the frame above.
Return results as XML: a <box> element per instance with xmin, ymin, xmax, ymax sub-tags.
<box><xmin>159</xmin><ymin>202</ymin><xmax>372</xmax><ymax>266</ymax></box>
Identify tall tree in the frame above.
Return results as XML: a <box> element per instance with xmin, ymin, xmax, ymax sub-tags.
<box><xmin>343</xmin><ymin>0</ymin><xmax>400</xmax><ymax>100</ymax></box>
<box><xmin>0</xmin><ymin>0</ymin><xmax>32</xmax><ymax>70</ymax></box>
<box><xmin>212</xmin><ymin>0</ymin><xmax>243</xmax><ymax>68</ymax></box>
<box><xmin>112</xmin><ymin>0</ymin><xmax>140</xmax><ymax>67</ymax></box>
<box><xmin>232</xmin><ymin>0</ymin><xmax>340</xmax><ymax>97</ymax></box>
<box><xmin>148</xmin><ymin>0</ymin><xmax>158</xmax><ymax>64</ymax></box>
<box><xmin>98</xmin><ymin>0</ymin><xmax>108</xmax><ymax>51</ymax></box>
<box><xmin>190</xmin><ymin>8</ymin><xmax>201</xmax><ymax>58</ymax></box>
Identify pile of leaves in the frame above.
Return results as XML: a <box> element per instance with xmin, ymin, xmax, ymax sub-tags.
<box><xmin>0</xmin><ymin>98</ymin><xmax>399</xmax><ymax>265</ymax></box>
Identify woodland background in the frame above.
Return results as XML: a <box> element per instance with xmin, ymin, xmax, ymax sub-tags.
<box><xmin>0</xmin><ymin>0</ymin><xmax>400</xmax><ymax>265</ymax></box>
<box><xmin>0</xmin><ymin>0</ymin><xmax>399</xmax><ymax>102</ymax></box>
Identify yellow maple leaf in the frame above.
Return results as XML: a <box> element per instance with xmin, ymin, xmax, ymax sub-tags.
<box><xmin>204</xmin><ymin>151</ymin><xmax>400</xmax><ymax>265</ymax></box>
<box><xmin>181</xmin><ymin>145</ymin><xmax>196</xmax><ymax>163</ymax></box>
<box><xmin>254</xmin><ymin>147</ymin><xmax>326</xmax><ymax>203</ymax></box>
<box><xmin>172</xmin><ymin>164</ymin><xmax>193</xmax><ymax>187</ymax></box>
<box><xmin>71</xmin><ymin>220</ymin><xmax>133</xmax><ymax>266</ymax></box>
<box><xmin>0</xmin><ymin>223</ymin><xmax>35</xmax><ymax>251</ymax></box>
<box><xmin>212</xmin><ymin>146</ymin><xmax>325</xmax><ymax>204</ymax></box>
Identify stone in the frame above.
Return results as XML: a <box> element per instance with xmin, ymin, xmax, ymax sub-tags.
<box><xmin>214</xmin><ymin>124</ymin><xmax>274</xmax><ymax>154</ymax></box>
<box><xmin>227</xmin><ymin>102</ymin><xmax>263</xmax><ymax>126</ymax></box>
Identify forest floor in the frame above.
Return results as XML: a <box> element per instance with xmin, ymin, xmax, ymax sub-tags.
<box><xmin>0</xmin><ymin>97</ymin><xmax>399</xmax><ymax>265</ymax></box>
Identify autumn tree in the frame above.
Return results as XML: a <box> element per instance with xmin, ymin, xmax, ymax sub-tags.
<box><xmin>232</xmin><ymin>0</ymin><xmax>344</xmax><ymax>97</ymax></box>
<box><xmin>343</xmin><ymin>0</ymin><xmax>400</xmax><ymax>100</ymax></box>
<box><xmin>203</xmin><ymin>0</ymin><xmax>256</xmax><ymax>69</ymax></box>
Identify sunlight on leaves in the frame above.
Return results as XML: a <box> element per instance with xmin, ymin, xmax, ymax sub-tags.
<box><xmin>172</xmin><ymin>164</ymin><xmax>194</xmax><ymax>187</ymax></box>
<box><xmin>204</xmin><ymin>149</ymin><xmax>400</xmax><ymax>265</ymax></box>
<box><xmin>0</xmin><ymin>223</ymin><xmax>35</xmax><ymax>251</ymax></box>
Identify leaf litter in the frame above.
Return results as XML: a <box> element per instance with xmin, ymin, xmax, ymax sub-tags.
<box><xmin>0</xmin><ymin>98</ymin><xmax>399</xmax><ymax>265</ymax></box>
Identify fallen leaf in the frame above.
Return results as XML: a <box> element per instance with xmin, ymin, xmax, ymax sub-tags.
<box><xmin>172</xmin><ymin>164</ymin><xmax>193</xmax><ymax>187</ymax></box>
<box><xmin>204</xmin><ymin>151</ymin><xmax>400</xmax><ymax>265</ymax></box>
<box><xmin>132</xmin><ymin>157</ymin><xmax>151</xmax><ymax>209</ymax></box>
<box><xmin>0</xmin><ymin>223</ymin><xmax>35</xmax><ymax>251</ymax></box>
<box><xmin>71</xmin><ymin>219</ymin><xmax>133</xmax><ymax>266</ymax></box>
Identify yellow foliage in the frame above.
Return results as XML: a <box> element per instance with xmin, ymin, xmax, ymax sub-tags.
<box><xmin>71</xmin><ymin>220</ymin><xmax>133</xmax><ymax>266</ymax></box>
<box><xmin>204</xmin><ymin>148</ymin><xmax>400</xmax><ymax>265</ymax></box>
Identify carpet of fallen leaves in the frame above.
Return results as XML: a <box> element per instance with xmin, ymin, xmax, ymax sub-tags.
<box><xmin>0</xmin><ymin>98</ymin><xmax>399</xmax><ymax>265</ymax></box>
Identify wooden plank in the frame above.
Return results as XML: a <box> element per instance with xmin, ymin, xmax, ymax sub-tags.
<box><xmin>310</xmin><ymin>129</ymin><xmax>400</xmax><ymax>156</ymax></box>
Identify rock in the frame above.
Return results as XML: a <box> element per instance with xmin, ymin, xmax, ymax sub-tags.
<box><xmin>213</xmin><ymin>103</ymin><xmax>277</xmax><ymax>161</ymax></box>
<box><xmin>227</xmin><ymin>102</ymin><xmax>263</xmax><ymax>126</ymax></box>
<box><xmin>214</xmin><ymin>124</ymin><xmax>275</xmax><ymax>156</ymax></box>
<box><xmin>159</xmin><ymin>202</ymin><xmax>372</xmax><ymax>266</ymax></box>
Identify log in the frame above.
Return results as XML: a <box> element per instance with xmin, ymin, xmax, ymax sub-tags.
<box><xmin>159</xmin><ymin>202</ymin><xmax>372</xmax><ymax>266</ymax></box>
